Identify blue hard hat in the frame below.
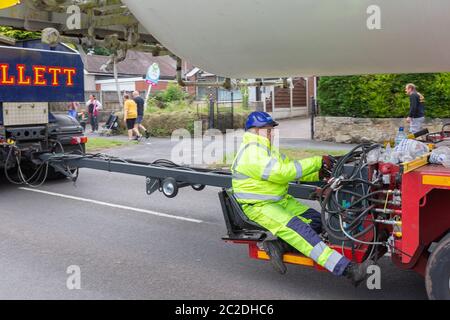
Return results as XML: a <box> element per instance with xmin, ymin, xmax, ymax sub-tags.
<box><xmin>245</xmin><ymin>112</ymin><xmax>279</xmax><ymax>130</ymax></box>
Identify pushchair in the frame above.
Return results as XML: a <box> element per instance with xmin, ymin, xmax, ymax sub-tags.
<box><xmin>99</xmin><ymin>112</ymin><xmax>120</xmax><ymax>136</ymax></box>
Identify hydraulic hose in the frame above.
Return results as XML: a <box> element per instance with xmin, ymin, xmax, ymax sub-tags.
<box><xmin>319</xmin><ymin>143</ymin><xmax>386</xmax><ymax>246</ymax></box>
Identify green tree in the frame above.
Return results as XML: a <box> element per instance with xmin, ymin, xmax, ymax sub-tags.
<box><xmin>154</xmin><ymin>83</ymin><xmax>188</xmax><ymax>103</ymax></box>
<box><xmin>240</xmin><ymin>84</ymin><xmax>249</xmax><ymax>109</ymax></box>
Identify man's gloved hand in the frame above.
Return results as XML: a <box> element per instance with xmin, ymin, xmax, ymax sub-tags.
<box><xmin>319</xmin><ymin>155</ymin><xmax>335</xmax><ymax>180</ymax></box>
<box><xmin>322</xmin><ymin>155</ymin><xmax>333</xmax><ymax>170</ymax></box>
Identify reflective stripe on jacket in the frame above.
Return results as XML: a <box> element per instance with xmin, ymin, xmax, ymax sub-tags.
<box><xmin>231</xmin><ymin>132</ymin><xmax>323</xmax><ymax>204</ymax></box>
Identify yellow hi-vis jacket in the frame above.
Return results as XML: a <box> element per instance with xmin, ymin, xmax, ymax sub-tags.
<box><xmin>231</xmin><ymin>132</ymin><xmax>323</xmax><ymax>204</ymax></box>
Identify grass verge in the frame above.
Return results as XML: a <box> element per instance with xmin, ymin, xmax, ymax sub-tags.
<box><xmin>211</xmin><ymin>148</ymin><xmax>348</xmax><ymax>169</ymax></box>
<box><xmin>86</xmin><ymin>137</ymin><xmax>136</xmax><ymax>152</ymax></box>
<box><xmin>280</xmin><ymin>148</ymin><xmax>347</xmax><ymax>160</ymax></box>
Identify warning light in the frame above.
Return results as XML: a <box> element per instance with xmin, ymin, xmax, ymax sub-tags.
<box><xmin>71</xmin><ymin>136</ymin><xmax>88</xmax><ymax>145</ymax></box>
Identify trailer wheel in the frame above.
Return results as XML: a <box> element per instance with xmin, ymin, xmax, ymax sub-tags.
<box><xmin>191</xmin><ymin>184</ymin><xmax>205</xmax><ymax>191</ymax></box>
<box><xmin>161</xmin><ymin>177</ymin><xmax>178</xmax><ymax>198</ymax></box>
<box><xmin>425</xmin><ymin>233</ymin><xmax>450</xmax><ymax>300</ymax></box>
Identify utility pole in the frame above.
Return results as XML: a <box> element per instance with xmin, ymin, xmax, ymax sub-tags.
<box><xmin>209</xmin><ymin>93</ymin><xmax>215</xmax><ymax>129</ymax></box>
<box><xmin>231</xmin><ymin>90</ymin><xmax>234</xmax><ymax>129</ymax></box>
<box><xmin>310</xmin><ymin>96</ymin><xmax>316</xmax><ymax>140</ymax></box>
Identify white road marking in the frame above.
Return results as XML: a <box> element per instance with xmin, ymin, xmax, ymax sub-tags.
<box><xmin>19</xmin><ymin>187</ymin><xmax>204</xmax><ymax>224</ymax></box>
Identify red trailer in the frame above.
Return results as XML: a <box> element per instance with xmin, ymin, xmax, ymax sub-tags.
<box><xmin>221</xmin><ymin>144</ymin><xmax>450</xmax><ymax>300</ymax></box>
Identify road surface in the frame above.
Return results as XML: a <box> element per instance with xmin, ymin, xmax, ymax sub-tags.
<box><xmin>0</xmin><ymin>137</ymin><xmax>427</xmax><ymax>299</ymax></box>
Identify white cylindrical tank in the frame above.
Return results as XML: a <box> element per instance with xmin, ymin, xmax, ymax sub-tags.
<box><xmin>123</xmin><ymin>0</ymin><xmax>450</xmax><ymax>78</ymax></box>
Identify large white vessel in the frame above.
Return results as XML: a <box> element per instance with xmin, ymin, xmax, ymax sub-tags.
<box><xmin>123</xmin><ymin>0</ymin><xmax>450</xmax><ymax>77</ymax></box>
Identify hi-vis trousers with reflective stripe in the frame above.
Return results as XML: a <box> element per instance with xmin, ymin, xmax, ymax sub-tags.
<box><xmin>242</xmin><ymin>195</ymin><xmax>350</xmax><ymax>276</ymax></box>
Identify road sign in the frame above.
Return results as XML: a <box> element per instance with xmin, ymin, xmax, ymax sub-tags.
<box><xmin>145</xmin><ymin>63</ymin><xmax>160</xmax><ymax>85</ymax></box>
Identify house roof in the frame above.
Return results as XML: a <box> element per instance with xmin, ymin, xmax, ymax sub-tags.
<box><xmin>186</xmin><ymin>67</ymin><xmax>200</xmax><ymax>78</ymax></box>
<box><xmin>185</xmin><ymin>68</ymin><xmax>218</xmax><ymax>79</ymax></box>
<box><xmin>84</xmin><ymin>50</ymin><xmax>178</xmax><ymax>79</ymax></box>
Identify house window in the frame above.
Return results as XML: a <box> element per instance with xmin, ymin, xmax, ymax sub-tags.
<box><xmin>218</xmin><ymin>89</ymin><xmax>242</xmax><ymax>102</ymax></box>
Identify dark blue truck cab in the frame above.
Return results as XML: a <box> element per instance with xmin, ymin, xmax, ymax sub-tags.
<box><xmin>0</xmin><ymin>45</ymin><xmax>86</xmax><ymax>180</ymax></box>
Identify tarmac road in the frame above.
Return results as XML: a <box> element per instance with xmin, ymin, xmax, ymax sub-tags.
<box><xmin>0</xmin><ymin>137</ymin><xmax>428</xmax><ymax>300</ymax></box>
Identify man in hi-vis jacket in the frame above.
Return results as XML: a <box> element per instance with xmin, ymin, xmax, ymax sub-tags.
<box><xmin>231</xmin><ymin>112</ymin><xmax>374</xmax><ymax>285</ymax></box>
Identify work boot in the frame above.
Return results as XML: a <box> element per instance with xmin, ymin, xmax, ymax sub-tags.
<box><xmin>144</xmin><ymin>130</ymin><xmax>151</xmax><ymax>139</ymax></box>
<box><xmin>343</xmin><ymin>259</ymin><xmax>376</xmax><ymax>287</ymax></box>
<box><xmin>262</xmin><ymin>240</ymin><xmax>287</xmax><ymax>275</ymax></box>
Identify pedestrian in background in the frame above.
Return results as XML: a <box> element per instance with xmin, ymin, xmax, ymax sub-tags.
<box><xmin>123</xmin><ymin>94</ymin><xmax>140</xmax><ymax>140</ymax></box>
<box><xmin>405</xmin><ymin>83</ymin><xmax>425</xmax><ymax>134</ymax></box>
<box><xmin>67</xmin><ymin>101</ymin><xmax>79</xmax><ymax>119</ymax></box>
<box><xmin>86</xmin><ymin>94</ymin><xmax>102</xmax><ymax>133</ymax></box>
<box><xmin>132</xmin><ymin>91</ymin><xmax>150</xmax><ymax>139</ymax></box>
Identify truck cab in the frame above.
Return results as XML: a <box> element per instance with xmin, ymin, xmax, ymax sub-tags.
<box><xmin>0</xmin><ymin>45</ymin><xmax>86</xmax><ymax>181</ymax></box>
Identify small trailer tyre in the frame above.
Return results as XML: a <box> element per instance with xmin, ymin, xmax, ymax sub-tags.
<box><xmin>191</xmin><ymin>184</ymin><xmax>206</xmax><ymax>191</ymax></box>
<box><xmin>162</xmin><ymin>177</ymin><xmax>178</xmax><ymax>198</ymax></box>
<box><xmin>425</xmin><ymin>233</ymin><xmax>450</xmax><ymax>300</ymax></box>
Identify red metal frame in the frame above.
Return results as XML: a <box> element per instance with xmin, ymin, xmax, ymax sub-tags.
<box><xmin>226</xmin><ymin>239</ymin><xmax>366</xmax><ymax>272</ymax></box>
<box><xmin>399</xmin><ymin>164</ymin><xmax>450</xmax><ymax>274</ymax></box>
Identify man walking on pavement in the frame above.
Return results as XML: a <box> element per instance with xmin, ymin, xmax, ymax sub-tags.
<box><xmin>231</xmin><ymin>111</ymin><xmax>375</xmax><ymax>286</ymax></box>
<box><xmin>132</xmin><ymin>91</ymin><xmax>150</xmax><ymax>139</ymax></box>
<box><xmin>405</xmin><ymin>83</ymin><xmax>426</xmax><ymax>134</ymax></box>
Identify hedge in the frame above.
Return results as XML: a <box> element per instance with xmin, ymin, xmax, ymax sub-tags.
<box><xmin>116</xmin><ymin>110</ymin><xmax>251</xmax><ymax>137</ymax></box>
<box><xmin>318</xmin><ymin>73</ymin><xmax>450</xmax><ymax>118</ymax></box>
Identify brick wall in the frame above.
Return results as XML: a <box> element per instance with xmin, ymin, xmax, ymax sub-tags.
<box><xmin>135</xmin><ymin>80</ymin><xmax>172</xmax><ymax>92</ymax></box>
